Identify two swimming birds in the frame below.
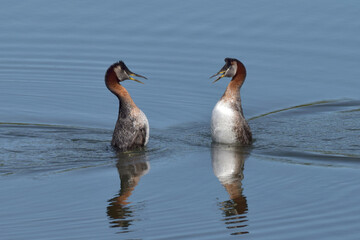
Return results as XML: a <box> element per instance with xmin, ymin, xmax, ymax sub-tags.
<box><xmin>105</xmin><ymin>58</ymin><xmax>252</xmax><ymax>151</ymax></box>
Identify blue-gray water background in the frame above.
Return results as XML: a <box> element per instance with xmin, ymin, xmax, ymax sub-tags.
<box><xmin>1</xmin><ymin>1</ymin><xmax>360</xmax><ymax>239</ymax></box>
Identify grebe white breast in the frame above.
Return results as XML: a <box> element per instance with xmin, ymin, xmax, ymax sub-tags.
<box><xmin>105</xmin><ymin>61</ymin><xmax>149</xmax><ymax>151</ymax></box>
<box><xmin>210</xmin><ymin>58</ymin><xmax>252</xmax><ymax>145</ymax></box>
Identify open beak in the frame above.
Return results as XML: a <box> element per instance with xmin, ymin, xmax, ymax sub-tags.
<box><xmin>210</xmin><ymin>63</ymin><xmax>229</xmax><ymax>83</ymax></box>
<box><xmin>210</xmin><ymin>70</ymin><xmax>226</xmax><ymax>83</ymax></box>
<box><xmin>128</xmin><ymin>71</ymin><xmax>147</xmax><ymax>84</ymax></box>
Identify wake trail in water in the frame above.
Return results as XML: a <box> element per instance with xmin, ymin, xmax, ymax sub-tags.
<box><xmin>1</xmin><ymin>99</ymin><xmax>359</xmax><ymax>176</ymax></box>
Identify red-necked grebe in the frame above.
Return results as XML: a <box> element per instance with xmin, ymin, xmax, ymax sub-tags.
<box><xmin>210</xmin><ymin>58</ymin><xmax>252</xmax><ymax>145</ymax></box>
<box><xmin>105</xmin><ymin>61</ymin><xmax>149</xmax><ymax>150</ymax></box>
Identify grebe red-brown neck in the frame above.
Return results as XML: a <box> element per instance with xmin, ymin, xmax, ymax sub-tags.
<box><xmin>105</xmin><ymin>61</ymin><xmax>149</xmax><ymax>151</ymax></box>
<box><xmin>223</xmin><ymin>59</ymin><xmax>246</xmax><ymax>100</ymax></box>
<box><xmin>210</xmin><ymin>58</ymin><xmax>252</xmax><ymax>145</ymax></box>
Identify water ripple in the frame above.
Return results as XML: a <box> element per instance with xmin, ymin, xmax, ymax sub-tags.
<box><xmin>2</xmin><ymin>99</ymin><xmax>360</xmax><ymax>177</ymax></box>
<box><xmin>0</xmin><ymin>123</ymin><xmax>114</xmax><ymax>175</ymax></box>
<box><xmin>251</xmin><ymin>99</ymin><xmax>360</xmax><ymax>168</ymax></box>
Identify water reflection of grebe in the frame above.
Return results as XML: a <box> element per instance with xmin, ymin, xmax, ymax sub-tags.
<box><xmin>211</xmin><ymin>143</ymin><xmax>250</xmax><ymax>236</ymax></box>
<box><xmin>107</xmin><ymin>151</ymin><xmax>149</xmax><ymax>231</ymax></box>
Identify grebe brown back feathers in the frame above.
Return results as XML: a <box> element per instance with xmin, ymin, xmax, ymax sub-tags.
<box><xmin>210</xmin><ymin>58</ymin><xmax>252</xmax><ymax>145</ymax></box>
<box><xmin>105</xmin><ymin>61</ymin><xmax>149</xmax><ymax>151</ymax></box>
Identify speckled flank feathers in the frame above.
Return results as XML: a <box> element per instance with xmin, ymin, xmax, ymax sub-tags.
<box><xmin>105</xmin><ymin>61</ymin><xmax>149</xmax><ymax>151</ymax></box>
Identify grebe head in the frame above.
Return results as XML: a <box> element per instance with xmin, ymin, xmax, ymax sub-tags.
<box><xmin>210</xmin><ymin>58</ymin><xmax>245</xmax><ymax>83</ymax></box>
<box><xmin>111</xmin><ymin>61</ymin><xmax>147</xmax><ymax>84</ymax></box>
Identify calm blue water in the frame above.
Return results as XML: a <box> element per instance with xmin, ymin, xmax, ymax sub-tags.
<box><xmin>1</xmin><ymin>0</ymin><xmax>360</xmax><ymax>239</ymax></box>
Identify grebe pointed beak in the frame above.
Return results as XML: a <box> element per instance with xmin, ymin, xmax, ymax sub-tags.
<box><xmin>210</xmin><ymin>62</ymin><xmax>229</xmax><ymax>83</ymax></box>
<box><xmin>210</xmin><ymin>70</ymin><xmax>226</xmax><ymax>83</ymax></box>
<box><xmin>212</xmin><ymin>74</ymin><xmax>225</xmax><ymax>83</ymax></box>
<box><xmin>130</xmin><ymin>72</ymin><xmax>147</xmax><ymax>80</ymax></box>
<box><xmin>128</xmin><ymin>72</ymin><xmax>147</xmax><ymax>84</ymax></box>
<box><xmin>210</xmin><ymin>71</ymin><xmax>224</xmax><ymax>79</ymax></box>
<box><xmin>129</xmin><ymin>76</ymin><xmax>145</xmax><ymax>84</ymax></box>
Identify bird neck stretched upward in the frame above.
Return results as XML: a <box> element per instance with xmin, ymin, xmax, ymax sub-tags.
<box><xmin>105</xmin><ymin>69</ymin><xmax>137</xmax><ymax>109</ymax></box>
<box><xmin>222</xmin><ymin>72</ymin><xmax>246</xmax><ymax>101</ymax></box>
